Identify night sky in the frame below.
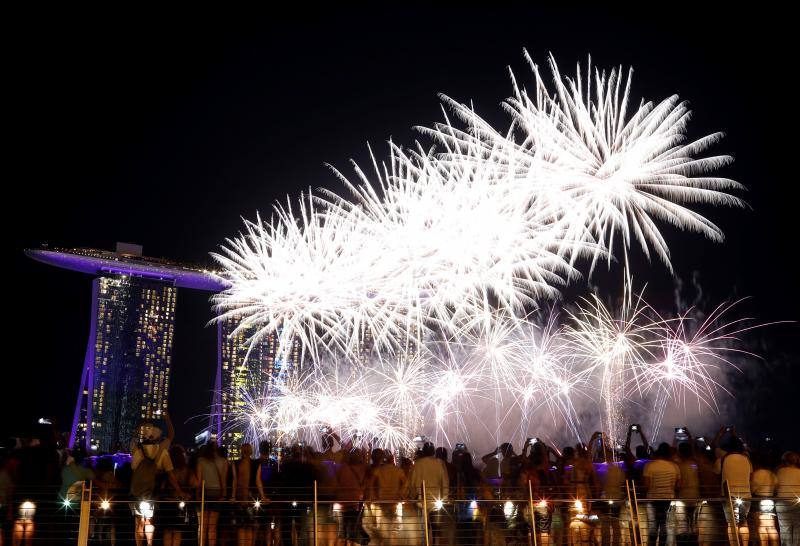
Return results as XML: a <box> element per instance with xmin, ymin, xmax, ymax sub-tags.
<box><xmin>8</xmin><ymin>8</ymin><xmax>799</xmax><ymax>447</ymax></box>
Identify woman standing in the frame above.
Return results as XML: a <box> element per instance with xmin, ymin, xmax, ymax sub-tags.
<box><xmin>196</xmin><ymin>442</ymin><xmax>228</xmax><ymax>546</ymax></box>
<box><xmin>776</xmin><ymin>452</ymin><xmax>800</xmax><ymax>546</ymax></box>
<box><xmin>231</xmin><ymin>444</ymin><xmax>256</xmax><ymax>546</ymax></box>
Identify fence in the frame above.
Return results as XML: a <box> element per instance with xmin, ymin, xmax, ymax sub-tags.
<box><xmin>2</xmin><ymin>481</ymin><xmax>797</xmax><ymax>544</ymax></box>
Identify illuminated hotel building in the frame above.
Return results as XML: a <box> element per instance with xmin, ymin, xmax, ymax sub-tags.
<box><xmin>26</xmin><ymin>243</ymin><xmax>227</xmax><ymax>452</ymax></box>
<box><xmin>211</xmin><ymin>318</ymin><xmax>302</xmax><ymax>459</ymax></box>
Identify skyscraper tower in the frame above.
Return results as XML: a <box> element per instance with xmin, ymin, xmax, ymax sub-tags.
<box><xmin>210</xmin><ymin>317</ymin><xmax>302</xmax><ymax>459</ymax></box>
<box><xmin>26</xmin><ymin>243</ymin><xmax>227</xmax><ymax>452</ymax></box>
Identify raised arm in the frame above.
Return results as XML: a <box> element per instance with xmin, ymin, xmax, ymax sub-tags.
<box><xmin>162</xmin><ymin>410</ymin><xmax>175</xmax><ymax>442</ymax></box>
<box><xmin>624</xmin><ymin>428</ymin><xmax>633</xmax><ymax>458</ymax></box>
<box><xmin>230</xmin><ymin>462</ymin><xmax>239</xmax><ymax>501</ymax></box>
<box><xmin>638</xmin><ymin>427</ymin><xmax>650</xmax><ymax>452</ymax></box>
<box><xmin>711</xmin><ymin>426</ymin><xmax>726</xmax><ymax>450</ymax></box>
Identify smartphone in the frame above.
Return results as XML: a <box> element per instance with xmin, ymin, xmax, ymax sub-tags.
<box><xmin>321</xmin><ymin>426</ymin><xmax>330</xmax><ymax>433</ymax></box>
<box><xmin>455</xmin><ymin>443</ymin><xmax>466</xmax><ymax>451</ymax></box>
<box><xmin>675</xmin><ymin>427</ymin><xmax>687</xmax><ymax>434</ymax></box>
<box><xmin>528</xmin><ymin>437</ymin><xmax>540</xmax><ymax>445</ymax></box>
<box><xmin>630</xmin><ymin>424</ymin><xmax>640</xmax><ymax>432</ymax></box>
<box><xmin>725</xmin><ymin>426</ymin><xmax>733</xmax><ymax>432</ymax></box>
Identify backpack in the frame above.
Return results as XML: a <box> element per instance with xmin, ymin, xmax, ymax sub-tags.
<box><xmin>130</xmin><ymin>444</ymin><xmax>159</xmax><ymax>499</ymax></box>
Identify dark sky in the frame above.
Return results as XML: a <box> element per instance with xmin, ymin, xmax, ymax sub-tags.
<box><xmin>7</xmin><ymin>7</ymin><xmax>799</xmax><ymax>446</ymax></box>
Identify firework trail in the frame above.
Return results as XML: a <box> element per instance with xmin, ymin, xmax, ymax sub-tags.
<box><xmin>212</xmin><ymin>53</ymin><xmax>764</xmax><ymax>453</ymax></box>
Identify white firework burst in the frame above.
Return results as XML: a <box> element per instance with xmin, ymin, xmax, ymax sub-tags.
<box><xmin>433</xmin><ymin>50</ymin><xmax>745</xmax><ymax>272</ymax></box>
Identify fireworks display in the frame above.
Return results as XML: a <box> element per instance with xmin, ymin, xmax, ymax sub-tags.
<box><xmin>211</xmin><ymin>53</ymin><xmax>758</xmax><ymax>453</ymax></box>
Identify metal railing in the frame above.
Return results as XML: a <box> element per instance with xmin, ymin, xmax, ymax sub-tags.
<box><xmin>2</xmin><ymin>481</ymin><xmax>798</xmax><ymax>544</ymax></box>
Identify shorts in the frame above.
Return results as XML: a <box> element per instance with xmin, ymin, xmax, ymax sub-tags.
<box><xmin>156</xmin><ymin>501</ymin><xmax>190</xmax><ymax>529</ymax></box>
<box><xmin>229</xmin><ymin>503</ymin><xmax>258</xmax><ymax>526</ymax></box>
<box><xmin>722</xmin><ymin>497</ymin><xmax>750</xmax><ymax>526</ymax></box>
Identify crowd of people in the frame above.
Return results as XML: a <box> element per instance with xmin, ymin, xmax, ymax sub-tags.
<box><xmin>0</xmin><ymin>413</ymin><xmax>798</xmax><ymax>546</ymax></box>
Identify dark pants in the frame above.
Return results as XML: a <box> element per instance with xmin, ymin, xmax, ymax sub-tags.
<box><xmin>340</xmin><ymin>508</ymin><xmax>369</xmax><ymax>545</ymax></box>
<box><xmin>281</xmin><ymin>503</ymin><xmax>308</xmax><ymax>546</ymax></box>
<box><xmin>600</xmin><ymin>501</ymin><xmax>622</xmax><ymax>546</ymax></box>
<box><xmin>648</xmin><ymin>500</ymin><xmax>671</xmax><ymax>546</ymax></box>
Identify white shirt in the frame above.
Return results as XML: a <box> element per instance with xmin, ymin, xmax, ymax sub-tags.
<box><xmin>642</xmin><ymin>459</ymin><xmax>680</xmax><ymax>499</ymax></box>
<box><xmin>407</xmin><ymin>456</ymin><xmax>449</xmax><ymax>504</ymax></box>
<box><xmin>776</xmin><ymin>466</ymin><xmax>800</xmax><ymax>498</ymax></box>
<box><xmin>714</xmin><ymin>453</ymin><xmax>752</xmax><ymax>498</ymax></box>
<box><xmin>132</xmin><ymin>441</ymin><xmax>173</xmax><ymax>472</ymax></box>
<box><xmin>751</xmin><ymin>468</ymin><xmax>777</xmax><ymax>497</ymax></box>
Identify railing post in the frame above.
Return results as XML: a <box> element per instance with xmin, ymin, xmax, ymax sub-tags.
<box><xmin>625</xmin><ymin>479</ymin><xmax>640</xmax><ymax>546</ymax></box>
<box><xmin>724</xmin><ymin>480</ymin><xmax>742</xmax><ymax>546</ymax></box>
<box><xmin>77</xmin><ymin>481</ymin><xmax>92</xmax><ymax>546</ymax></box>
<box><xmin>421</xmin><ymin>480</ymin><xmax>430</xmax><ymax>546</ymax></box>
<box><xmin>528</xmin><ymin>480</ymin><xmax>537</xmax><ymax>546</ymax></box>
<box><xmin>313</xmin><ymin>480</ymin><xmax>318</xmax><ymax>546</ymax></box>
<box><xmin>199</xmin><ymin>480</ymin><xmax>206</xmax><ymax>546</ymax></box>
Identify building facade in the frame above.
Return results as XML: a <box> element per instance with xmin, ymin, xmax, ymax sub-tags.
<box><xmin>26</xmin><ymin>244</ymin><xmax>227</xmax><ymax>453</ymax></box>
<box><xmin>211</xmin><ymin>318</ymin><xmax>302</xmax><ymax>459</ymax></box>
<box><xmin>75</xmin><ymin>275</ymin><xmax>176</xmax><ymax>452</ymax></box>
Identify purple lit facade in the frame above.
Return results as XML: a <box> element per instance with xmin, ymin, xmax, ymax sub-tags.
<box><xmin>26</xmin><ymin>245</ymin><xmax>230</xmax><ymax>452</ymax></box>
<box><xmin>26</xmin><ymin>248</ymin><xmax>228</xmax><ymax>292</ymax></box>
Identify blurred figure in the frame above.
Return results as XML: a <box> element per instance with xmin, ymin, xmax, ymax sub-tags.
<box><xmin>336</xmin><ymin>449</ymin><xmax>369</xmax><ymax>545</ymax></box>
<box><xmin>58</xmin><ymin>448</ymin><xmax>94</xmax><ymax>503</ymax></box>
<box><xmin>272</xmin><ymin>444</ymin><xmax>317</xmax><ymax>546</ymax></box>
<box><xmin>12</xmin><ymin>424</ymin><xmax>61</xmax><ymax>546</ymax></box>
<box><xmin>130</xmin><ymin>411</ymin><xmax>187</xmax><ymax>546</ymax></box>
<box><xmin>92</xmin><ymin>457</ymin><xmax>121</xmax><ymax>546</ymax></box>
<box><xmin>399</xmin><ymin>457</ymin><xmax>413</xmax><ymax>481</ymax></box>
<box><xmin>776</xmin><ymin>451</ymin><xmax>800</xmax><ymax>546</ymax></box>
<box><xmin>751</xmin><ymin>451</ymin><xmax>779</xmax><ymax>546</ymax></box>
<box><xmin>59</xmin><ymin>448</ymin><xmax>94</xmax><ymax>544</ymax></box>
<box><xmin>372</xmin><ymin>452</ymin><xmax>406</xmax><ymax>501</ymax></box>
<box><xmin>481</xmin><ymin>443</ymin><xmax>515</xmax><ymax>491</ymax></box>
<box><xmin>254</xmin><ymin>441</ymin><xmax>280</xmax><ymax>546</ymax></box>
<box><xmin>451</xmin><ymin>447</ymin><xmax>481</xmax><ymax>545</ymax></box>
<box><xmin>160</xmin><ymin>444</ymin><xmax>193</xmax><ymax>546</ymax></box>
<box><xmin>368</xmin><ymin>452</ymin><xmax>407</xmax><ymax>545</ymax></box>
<box><xmin>231</xmin><ymin>443</ymin><xmax>256</xmax><ymax>546</ymax></box>
<box><xmin>598</xmin><ymin>445</ymin><xmax>626</xmax><ymax>546</ymax></box>
<box><xmin>642</xmin><ymin>443</ymin><xmax>680</xmax><ymax>546</ymax></box>
<box><xmin>568</xmin><ymin>445</ymin><xmax>598</xmax><ymax>546</ymax></box>
<box><xmin>409</xmin><ymin>443</ymin><xmax>451</xmax><ymax>546</ymax></box>
<box><xmin>435</xmin><ymin>448</ymin><xmax>456</xmax><ymax>493</ymax></box>
<box><xmin>195</xmin><ymin>442</ymin><xmax>228</xmax><ymax>546</ymax></box>
<box><xmin>675</xmin><ymin>441</ymin><xmax>700</xmax><ymax>544</ymax></box>
<box><xmin>713</xmin><ymin>433</ymin><xmax>752</xmax><ymax>545</ymax></box>
<box><xmin>0</xmin><ymin>455</ymin><xmax>12</xmax><ymax>546</ymax></box>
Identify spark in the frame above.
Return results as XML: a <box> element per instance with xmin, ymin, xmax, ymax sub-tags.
<box><xmin>213</xmin><ymin>53</ymin><xmax>765</xmax><ymax>453</ymax></box>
